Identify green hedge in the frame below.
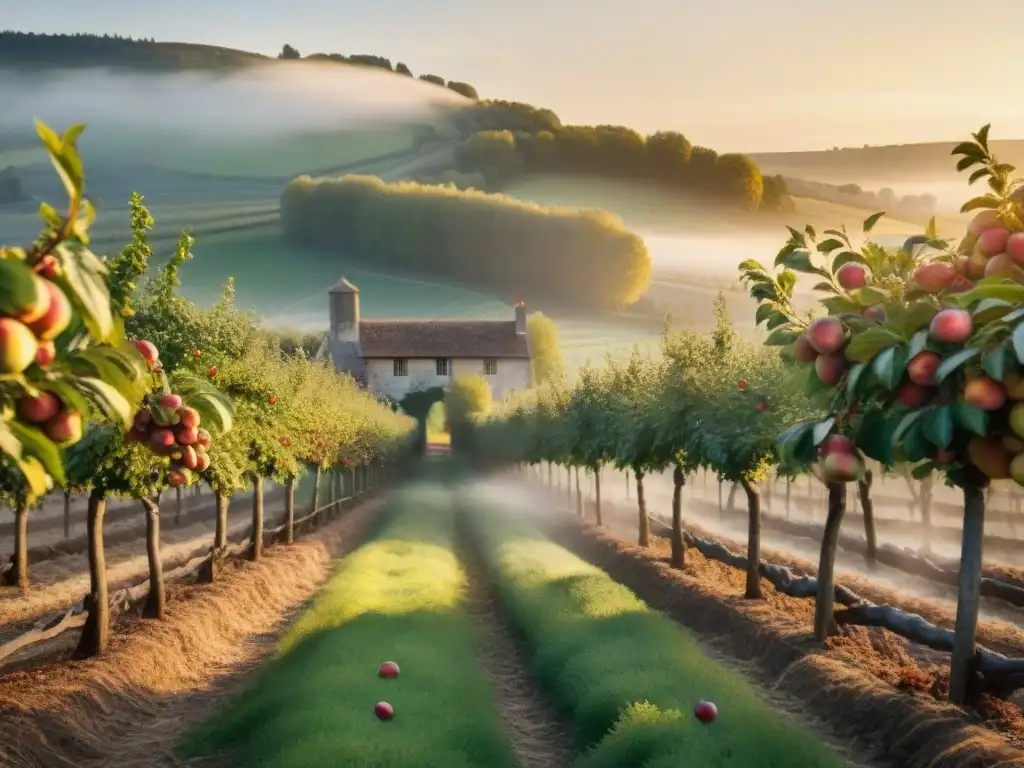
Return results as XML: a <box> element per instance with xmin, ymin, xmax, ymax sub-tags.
<box><xmin>180</xmin><ymin>480</ymin><xmax>515</xmax><ymax>768</ymax></box>
<box><xmin>280</xmin><ymin>174</ymin><xmax>652</xmax><ymax>309</ymax></box>
<box><xmin>459</xmin><ymin>490</ymin><xmax>843</xmax><ymax>767</ymax></box>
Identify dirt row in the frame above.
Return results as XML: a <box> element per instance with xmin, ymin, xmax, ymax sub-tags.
<box><xmin>525</xmin><ymin>483</ymin><xmax>1024</xmax><ymax>766</ymax></box>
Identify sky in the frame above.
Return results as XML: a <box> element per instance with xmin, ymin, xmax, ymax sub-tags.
<box><xmin>6</xmin><ymin>0</ymin><xmax>1024</xmax><ymax>152</ymax></box>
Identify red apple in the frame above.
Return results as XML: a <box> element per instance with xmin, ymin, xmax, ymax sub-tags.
<box><xmin>132</xmin><ymin>339</ymin><xmax>159</xmax><ymax>368</ymax></box>
<box><xmin>17</xmin><ymin>391</ymin><xmax>61</xmax><ymax>424</ymax></box>
<box><xmin>167</xmin><ymin>470</ymin><xmax>188</xmax><ymax>487</ymax></box>
<box><xmin>45</xmin><ymin>410</ymin><xmax>82</xmax><ymax>444</ymax></box>
<box><xmin>197</xmin><ymin>428</ymin><xmax>212</xmax><ymax>449</ymax></box>
<box><xmin>737</xmin><ymin>379</ymin><xmax>748</xmax><ymax>391</ymax></box>
<box><xmin>34</xmin><ymin>340</ymin><xmax>56</xmax><ymax>366</ymax></box>
<box><xmin>378</xmin><ymin>661</ymin><xmax>400</xmax><ymax>679</ymax></box>
<box><xmin>195</xmin><ymin>452</ymin><xmax>211</xmax><ymax>472</ymax></box>
<box><xmin>160</xmin><ymin>394</ymin><xmax>183</xmax><ymax>410</ymax></box>
<box><xmin>268</xmin><ymin>394</ymin><xmax>278</xmax><ymax>405</ymax></box>
<box><xmin>179</xmin><ymin>407</ymin><xmax>201</xmax><ymax>429</ymax></box>
<box><xmin>374</xmin><ymin>701</ymin><xmax>394</xmax><ymax>721</ymax></box>
<box><xmin>694</xmin><ymin>700</ymin><xmax>717</xmax><ymax>724</ymax></box>
<box><xmin>192</xmin><ymin>349</ymin><xmax>202</xmax><ymax>359</ymax></box>
<box><xmin>208</xmin><ymin>366</ymin><xmax>218</xmax><ymax>378</ymax></box>
<box><xmin>755</xmin><ymin>402</ymin><xmax>766</xmax><ymax>412</ymax></box>
<box><xmin>177</xmin><ymin>426</ymin><xmax>199</xmax><ymax>445</ymax></box>
<box><xmin>819</xmin><ymin>434</ymin><xmax>854</xmax><ymax>458</ymax></box>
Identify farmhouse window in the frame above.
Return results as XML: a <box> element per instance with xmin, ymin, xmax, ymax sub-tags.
<box><xmin>436</xmin><ymin>358</ymin><xmax>450</xmax><ymax>376</ymax></box>
<box><xmin>484</xmin><ymin>359</ymin><xmax>498</xmax><ymax>375</ymax></box>
<box><xmin>393</xmin><ymin>359</ymin><xmax>408</xmax><ymax>377</ymax></box>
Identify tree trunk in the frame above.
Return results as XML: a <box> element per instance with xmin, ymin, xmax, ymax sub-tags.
<box><xmin>859</xmin><ymin>470</ymin><xmax>877</xmax><ymax>565</ymax></box>
<box><xmin>635</xmin><ymin>468</ymin><xmax>649</xmax><ymax>547</ymax></box>
<box><xmin>625</xmin><ymin>470</ymin><xmax>631</xmax><ymax>500</ymax></box>
<box><xmin>921</xmin><ymin>475</ymin><xmax>934</xmax><ymax>552</ymax></box>
<box><xmin>250</xmin><ymin>475</ymin><xmax>264</xmax><ymax>562</ymax></box>
<box><xmin>950</xmin><ymin>483</ymin><xmax>986</xmax><ymax>705</ymax></box>
<box><xmin>3</xmin><ymin>500</ymin><xmax>29</xmax><ymax>591</ymax></box>
<box><xmin>785</xmin><ymin>478</ymin><xmax>792</xmax><ymax>517</ymax></box>
<box><xmin>740</xmin><ymin>478</ymin><xmax>763</xmax><ymax>599</ymax></box>
<box><xmin>141</xmin><ymin>496</ymin><xmax>165</xmax><ymax>619</ymax></box>
<box><xmin>175</xmin><ymin>485</ymin><xmax>184</xmax><ymax>527</ymax></box>
<box><xmin>547</xmin><ymin>462</ymin><xmax>552</xmax><ymax>486</ymax></box>
<box><xmin>63</xmin><ymin>490</ymin><xmax>71</xmax><ymax>538</ymax></box>
<box><xmin>575</xmin><ymin>467</ymin><xmax>583</xmax><ymax>517</ymax></box>
<box><xmin>75</xmin><ymin>490</ymin><xmax>108</xmax><ymax>658</ymax></box>
<box><xmin>670</xmin><ymin>464</ymin><xmax>686</xmax><ymax>569</ymax></box>
<box><xmin>567</xmin><ymin>466</ymin><xmax>572</xmax><ymax>507</ymax></box>
<box><xmin>285</xmin><ymin>474</ymin><xmax>296</xmax><ymax>545</ymax></box>
<box><xmin>814</xmin><ymin>482</ymin><xmax>847</xmax><ymax>641</ymax></box>
<box><xmin>727</xmin><ymin>482</ymin><xmax>739</xmax><ymax>511</ymax></box>
<box><xmin>310</xmin><ymin>465</ymin><xmax>321</xmax><ymax>513</ymax></box>
<box><xmin>214</xmin><ymin>493</ymin><xmax>228</xmax><ymax>550</ymax></box>
<box><xmin>593</xmin><ymin>466</ymin><xmax>603</xmax><ymax>526</ymax></box>
<box><xmin>718</xmin><ymin>480</ymin><xmax>723</xmax><ymax>511</ymax></box>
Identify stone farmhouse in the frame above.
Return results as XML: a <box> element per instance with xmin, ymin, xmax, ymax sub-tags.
<box><xmin>325</xmin><ymin>275</ymin><xmax>532</xmax><ymax>401</ymax></box>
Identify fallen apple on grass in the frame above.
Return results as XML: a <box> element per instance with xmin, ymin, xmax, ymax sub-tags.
<box><xmin>378</xmin><ymin>661</ymin><xmax>400</xmax><ymax>678</ymax></box>
<box><xmin>694</xmin><ymin>700</ymin><xmax>717</xmax><ymax>724</ymax></box>
<box><xmin>374</xmin><ymin>701</ymin><xmax>395</xmax><ymax>721</ymax></box>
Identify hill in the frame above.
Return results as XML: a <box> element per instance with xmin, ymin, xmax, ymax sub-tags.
<box><xmin>752</xmin><ymin>140</ymin><xmax>1024</xmax><ymax>181</ymax></box>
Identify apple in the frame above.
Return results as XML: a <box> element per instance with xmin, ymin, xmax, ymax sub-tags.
<box><xmin>197</xmin><ymin>428</ymin><xmax>212</xmax><ymax>449</ymax></box>
<box><xmin>34</xmin><ymin>254</ymin><xmax>61</xmax><ymax>279</ymax></box>
<box><xmin>378</xmin><ymin>661</ymin><xmax>400</xmax><ymax>678</ymax></box>
<box><xmin>819</xmin><ymin>434</ymin><xmax>854</xmax><ymax>458</ymax></box>
<box><xmin>694</xmin><ymin>700</ymin><xmax>717</xmax><ymax>724</ymax></box>
<box><xmin>208</xmin><ymin>366</ymin><xmax>218</xmax><ymax>378</ymax></box>
<box><xmin>34</xmin><ymin>340</ymin><xmax>56</xmax><ymax>366</ymax></box>
<box><xmin>195</xmin><ymin>452</ymin><xmax>211</xmax><ymax>472</ymax></box>
<box><xmin>167</xmin><ymin>470</ymin><xmax>188</xmax><ymax>487</ymax></box>
<box><xmin>177</xmin><ymin>426</ymin><xmax>199</xmax><ymax>445</ymax></box>
<box><xmin>160</xmin><ymin>394</ymin><xmax>183</xmax><ymax>410</ymax></box>
<box><xmin>268</xmin><ymin>394</ymin><xmax>278</xmax><ymax>405</ymax></box>
<box><xmin>755</xmin><ymin>402</ymin><xmax>766</xmax><ymax>412</ymax></box>
<box><xmin>46</xmin><ymin>411</ymin><xmax>83</xmax><ymax>445</ymax></box>
<box><xmin>179</xmin><ymin>407</ymin><xmax>201</xmax><ymax>429</ymax></box>
<box><xmin>13</xmin><ymin>274</ymin><xmax>52</xmax><ymax>325</ymax></box>
<box><xmin>0</xmin><ymin>318</ymin><xmax>39</xmax><ymax>374</ymax></box>
<box><xmin>374</xmin><ymin>701</ymin><xmax>395</xmax><ymax>721</ymax></box>
<box><xmin>737</xmin><ymin>379</ymin><xmax>748</xmax><ymax>391</ymax></box>
<box><xmin>836</xmin><ymin>263</ymin><xmax>868</xmax><ymax>290</ymax></box>
<box><xmin>132</xmin><ymin>339</ymin><xmax>160</xmax><ymax>368</ymax></box>
<box><xmin>192</xmin><ymin>349</ymin><xmax>202</xmax><ymax>359</ymax></box>
<box><xmin>17</xmin><ymin>391</ymin><xmax>61</xmax><ymax>424</ymax></box>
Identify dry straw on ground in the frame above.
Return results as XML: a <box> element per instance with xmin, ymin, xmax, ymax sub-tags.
<box><xmin>0</xmin><ymin>497</ymin><xmax>386</xmax><ymax>768</ymax></box>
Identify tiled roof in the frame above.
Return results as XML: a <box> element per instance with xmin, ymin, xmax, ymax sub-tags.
<box><xmin>358</xmin><ymin>320</ymin><xmax>531</xmax><ymax>359</ymax></box>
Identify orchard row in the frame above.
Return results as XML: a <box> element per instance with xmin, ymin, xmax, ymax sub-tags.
<box><xmin>472</xmin><ymin>124</ymin><xmax>1024</xmax><ymax>707</ymax></box>
<box><xmin>0</xmin><ymin>123</ymin><xmax>416</xmax><ymax>657</ymax></box>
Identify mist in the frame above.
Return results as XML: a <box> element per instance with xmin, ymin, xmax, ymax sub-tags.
<box><xmin>0</xmin><ymin>61</ymin><xmax>470</xmax><ymax>146</ymax></box>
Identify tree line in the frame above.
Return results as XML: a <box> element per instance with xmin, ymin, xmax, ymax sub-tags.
<box><xmin>279</xmin><ymin>173</ymin><xmax>652</xmax><ymax>309</ymax></box>
<box><xmin>451</xmin><ymin>125</ymin><xmax>789</xmax><ymax>212</ymax></box>
<box><xmin>1</xmin><ymin>123</ymin><xmax>415</xmax><ymax>659</ymax></box>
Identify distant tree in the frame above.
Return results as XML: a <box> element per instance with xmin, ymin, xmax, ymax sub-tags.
<box><xmin>447</xmin><ymin>81</ymin><xmax>479</xmax><ymax>100</ymax></box>
<box><xmin>760</xmin><ymin>174</ymin><xmax>794</xmax><ymax>212</ymax></box>
<box><xmin>278</xmin><ymin>44</ymin><xmax>301</xmax><ymax>60</ymax></box>
<box><xmin>446</xmin><ymin>376</ymin><xmax>492</xmax><ymax>450</ymax></box>
<box><xmin>836</xmin><ymin>183</ymin><xmax>862</xmax><ymax>195</ymax></box>
<box><xmin>646</xmin><ymin>131</ymin><xmax>692</xmax><ymax>178</ymax></box>
<box><xmin>526</xmin><ymin>312</ymin><xmax>565</xmax><ymax>386</ymax></box>
<box><xmin>714</xmin><ymin>153</ymin><xmax>764</xmax><ymax>211</ymax></box>
<box><xmin>395</xmin><ymin>62</ymin><xmax>413</xmax><ymax>76</ymax></box>
<box><xmin>349</xmin><ymin>54</ymin><xmax>392</xmax><ymax>70</ymax></box>
<box><xmin>688</xmin><ymin>145</ymin><xmax>719</xmax><ymax>182</ymax></box>
<box><xmin>419</xmin><ymin>73</ymin><xmax>445</xmax><ymax>86</ymax></box>
<box><xmin>455</xmin><ymin>130</ymin><xmax>519</xmax><ymax>179</ymax></box>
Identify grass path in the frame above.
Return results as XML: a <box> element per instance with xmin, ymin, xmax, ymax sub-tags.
<box><xmin>181</xmin><ymin>474</ymin><xmax>572</xmax><ymax>768</ymax></box>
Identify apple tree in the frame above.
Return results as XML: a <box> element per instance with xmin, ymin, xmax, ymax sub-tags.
<box><xmin>1</xmin><ymin>122</ymin><xmax>152</xmax><ymax>502</ymax></box>
<box><xmin>743</xmin><ymin>124</ymin><xmax>1024</xmax><ymax>703</ymax></box>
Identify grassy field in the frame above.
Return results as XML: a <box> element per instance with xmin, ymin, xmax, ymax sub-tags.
<box><xmin>181</xmin><ymin>479</ymin><xmax>516</xmax><ymax>768</ymax></box>
<box><xmin>504</xmin><ymin>174</ymin><xmax>967</xmax><ymax>239</ymax></box>
<box><xmin>2</xmin><ymin>126</ymin><xmax>419</xmax><ymax>179</ymax></box>
<box><xmin>458</xmin><ymin>484</ymin><xmax>843</xmax><ymax>767</ymax></box>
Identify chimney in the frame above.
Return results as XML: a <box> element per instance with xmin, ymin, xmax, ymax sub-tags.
<box><xmin>515</xmin><ymin>299</ymin><xmax>527</xmax><ymax>335</ymax></box>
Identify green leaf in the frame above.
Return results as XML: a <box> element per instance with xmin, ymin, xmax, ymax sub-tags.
<box><xmin>811</xmin><ymin>418</ymin><xmax>835</xmax><ymax>447</ymax></box>
<box><xmin>954</xmin><ymin>402</ymin><xmax>988</xmax><ymax>436</ymax></box>
<box><xmin>907</xmin><ymin>329</ymin><xmax>929</xmax><ymax>359</ymax></box>
<box><xmin>862</xmin><ymin>212</ymin><xmax>886</xmax><ymax>233</ymax></box>
<box><xmin>57</xmin><ymin>243</ymin><xmax>115</xmax><ymax>341</ymax></box>
<box><xmin>845</xmin><ymin>327</ymin><xmax>903</xmax><ymax>363</ymax></box>
<box><xmin>899</xmin><ymin>422</ymin><xmax>932</xmax><ymax>463</ymax></box>
<box><xmin>954</xmin><ymin>278</ymin><xmax>1024</xmax><ymax>307</ymax></box>
<box><xmin>925</xmin><ymin>218</ymin><xmax>938</xmax><ymax>241</ymax></box>
<box><xmin>779</xmin><ymin>249</ymin><xmax>819</xmax><ymax>274</ymax></box>
<box><xmin>934</xmin><ymin>348</ymin><xmax>981</xmax><ymax>383</ymax></box>
<box><xmin>960</xmin><ymin>195</ymin><xmax>1002</xmax><ymax>213</ymax></box>
<box><xmin>971</xmin><ymin>297</ymin><xmax>1014</xmax><ymax>324</ymax></box>
<box><xmin>849</xmin><ymin>286</ymin><xmax>889</xmax><ymax>307</ymax></box>
<box><xmin>816</xmin><ymin>238</ymin><xmax>845</xmax><ymax>254</ymax></box>
<box><xmin>78</xmin><ymin>377</ymin><xmax>133</xmax><ymax>426</ymax></box>
<box><xmin>951</xmin><ymin>141</ymin><xmax>984</xmax><ymax>159</ymax></box>
<box><xmin>7</xmin><ymin>420</ymin><xmax>65</xmax><ymax>487</ymax></box>
<box><xmin>1013</xmin><ymin>322</ymin><xmax>1024</xmax><ymax>362</ymax></box>
<box><xmin>975</xmin><ymin>123</ymin><xmax>991</xmax><ymax>149</ymax></box>
<box><xmin>981</xmin><ymin>347</ymin><xmax>1007</xmax><ymax>380</ymax></box>
<box><xmin>893</xmin><ymin>410</ymin><xmax>926</xmax><ymax>444</ymax></box>
<box><xmin>871</xmin><ymin>345</ymin><xmax>907</xmax><ymax>390</ymax></box>
<box><xmin>755</xmin><ymin>303</ymin><xmax>779</xmax><ymax>327</ymax></box>
<box><xmin>856</xmin><ymin>410</ymin><xmax>897</xmax><ymax>466</ymax></box>
<box><xmin>776</xmin><ymin>420</ymin><xmax>815</xmax><ymax>467</ymax></box>
<box><xmin>922</xmin><ymin>405</ymin><xmax>954</xmax><ymax>449</ymax></box>
<box><xmin>764</xmin><ymin>328</ymin><xmax>801</xmax><ymax>347</ymax></box>
<box><xmin>968</xmin><ymin>168</ymin><xmax>990</xmax><ymax>185</ymax></box>
<box><xmin>821</xmin><ymin>296</ymin><xmax>861</xmax><ymax>315</ymax></box>
<box><xmin>812</xmin><ymin>281</ymin><xmax>835</xmax><ymax>292</ymax></box>
<box><xmin>844</xmin><ymin>363</ymin><xmax>867</xmax><ymax>400</ymax></box>
<box><xmin>0</xmin><ymin>258</ymin><xmax>40</xmax><ymax>317</ymax></box>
